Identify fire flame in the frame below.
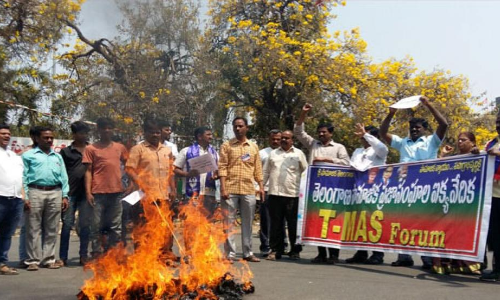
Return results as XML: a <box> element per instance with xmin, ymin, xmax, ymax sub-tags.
<box><xmin>80</xmin><ymin>172</ymin><xmax>253</xmax><ymax>299</ymax></box>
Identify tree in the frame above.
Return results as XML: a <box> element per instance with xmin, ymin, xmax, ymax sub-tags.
<box><xmin>203</xmin><ymin>0</ymin><xmax>494</xmax><ymax>158</ymax></box>
<box><xmin>56</xmin><ymin>0</ymin><xmax>207</xmax><ymax>138</ymax></box>
<box><xmin>203</xmin><ymin>0</ymin><xmax>350</xmax><ymax>136</ymax></box>
<box><xmin>0</xmin><ymin>0</ymin><xmax>84</xmax><ymax>124</ymax></box>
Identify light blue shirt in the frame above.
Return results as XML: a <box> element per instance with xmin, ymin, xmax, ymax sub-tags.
<box><xmin>22</xmin><ymin>147</ymin><xmax>69</xmax><ymax>198</ymax></box>
<box><xmin>391</xmin><ymin>133</ymin><xmax>442</xmax><ymax>163</ymax></box>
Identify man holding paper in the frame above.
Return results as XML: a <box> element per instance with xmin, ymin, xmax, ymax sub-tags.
<box><xmin>380</xmin><ymin>95</ymin><xmax>448</xmax><ymax>269</ymax></box>
<box><xmin>173</xmin><ymin>126</ymin><xmax>219</xmax><ymax>217</ymax></box>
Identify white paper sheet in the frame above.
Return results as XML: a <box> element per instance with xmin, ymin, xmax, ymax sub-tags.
<box><xmin>389</xmin><ymin>95</ymin><xmax>422</xmax><ymax>109</ymax></box>
<box><xmin>121</xmin><ymin>190</ymin><xmax>145</xmax><ymax>205</ymax></box>
<box><xmin>187</xmin><ymin>153</ymin><xmax>218</xmax><ymax>174</ymax></box>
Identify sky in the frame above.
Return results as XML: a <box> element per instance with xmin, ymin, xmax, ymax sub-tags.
<box><xmin>78</xmin><ymin>0</ymin><xmax>500</xmax><ymax>110</ymax></box>
<box><xmin>329</xmin><ymin>0</ymin><xmax>500</xmax><ymax>108</ymax></box>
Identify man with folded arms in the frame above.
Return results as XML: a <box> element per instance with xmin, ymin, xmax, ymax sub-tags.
<box><xmin>22</xmin><ymin>126</ymin><xmax>69</xmax><ymax>271</ymax></box>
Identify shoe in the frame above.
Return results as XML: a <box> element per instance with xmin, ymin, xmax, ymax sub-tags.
<box><xmin>289</xmin><ymin>252</ymin><xmax>300</xmax><ymax>260</ymax></box>
<box><xmin>260</xmin><ymin>249</ymin><xmax>271</xmax><ymax>258</ymax></box>
<box><xmin>391</xmin><ymin>260</ymin><xmax>414</xmax><ymax>267</ymax></box>
<box><xmin>326</xmin><ymin>256</ymin><xmax>338</xmax><ymax>265</ymax></box>
<box><xmin>480</xmin><ymin>271</ymin><xmax>500</xmax><ymax>282</ymax></box>
<box><xmin>364</xmin><ymin>257</ymin><xmax>384</xmax><ymax>265</ymax></box>
<box><xmin>27</xmin><ymin>264</ymin><xmax>39</xmax><ymax>271</ymax></box>
<box><xmin>79</xmin><ymin>257</ymin><xmax>89</xmax><ymax>266</ymax></box>
<box><xmin>311</xmin><ymin>255</ymin><xmax>327</xmax><ymax>264</ymax></box>
<box><xmin>17</xmin><ymin>261</ymin><xmax>28</xmax><ymax>269</ymax></box>
<box><xmin>243</xmin><ymin>255</ymin><xmax>260</xmax><ymax>262</ymax></box>
<box><xmin>345</xmin><ymin>254</ymin><xmax>367</xmax><ymax>264</ymax></box>
<box><xmin>266</xmin><ymin>252</ymin><xmax>277</xmax><ymax>261</ymax></box>
<box><xmin>54</xmin><ymin>259</ymin><xmax>66</xmax><ymax>267</ymax></box>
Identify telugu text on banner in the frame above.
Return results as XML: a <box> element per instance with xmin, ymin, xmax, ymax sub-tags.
<box><xmin>297</xmin><ymin>154</ymin><xmax>494</xmax><ymax>262</ymax></box>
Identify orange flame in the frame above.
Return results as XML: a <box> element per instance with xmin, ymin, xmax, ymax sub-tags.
<box><xmin>81</xmin><ymin>172</ymin><xmax>253</xmax><ymax>299</ymax></box>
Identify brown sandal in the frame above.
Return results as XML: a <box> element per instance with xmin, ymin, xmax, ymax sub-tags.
<box><xmin>0</xmin><ymin>265</ymin><xmax>19</xmax><ymax>275</ymax></box>
<box><xmin>42</xmin><ymin>262</ymin><xmax>61</xmax><ymax>269</ymax></box>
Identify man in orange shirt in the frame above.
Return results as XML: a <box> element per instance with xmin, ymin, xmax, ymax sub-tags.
<box><xmin>126</xmin><ymin>118</ymin><xmax>176</xmax><ymax>256</ymax></box>
<box><xmin>83</xmin><ymin>118</ymin><xmax>128</xmax><ymax>257</ymax></box>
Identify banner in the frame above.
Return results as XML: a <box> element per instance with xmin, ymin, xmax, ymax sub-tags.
<box><xmin>297</xmin><ymin>154</ymin><xmax>494</xmax><ymax>262</ymax></box>
<box><xmin>8</xmin><ymin>137</ymin><xmax>72</xmax><ymax>155</ymax></box>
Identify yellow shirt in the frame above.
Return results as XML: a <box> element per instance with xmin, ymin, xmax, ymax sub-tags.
<box><xmin>219</xmin><ymin>138</ymin><xmax>263</xmax><ymax>195</ymax></box>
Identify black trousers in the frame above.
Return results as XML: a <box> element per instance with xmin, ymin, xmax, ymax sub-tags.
<box><xmin>318</xmin><ymin>246</ymin><xmax>339</xmax><ymax>258</ymax></box>
<box><xmin>353</xmin><ymin>250</ymin><xmax>384</xmax><ymax>259</ymax></box>
<box><xmin>488</xmin><ymin>197</ymin><xmax>500</xmax><ymax>271</ymax></box>
<box><xmin>268</xmin><ymin>195</ymin><xmax>302</xmax><ymax>254</ymax></box>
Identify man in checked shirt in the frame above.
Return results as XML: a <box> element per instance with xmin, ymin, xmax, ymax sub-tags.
<box><xmin>219</xmin><ymin>117</ymin><xmax>264</xmax><ymax>263</ymax></box>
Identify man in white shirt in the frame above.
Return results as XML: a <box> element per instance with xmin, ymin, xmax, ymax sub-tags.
<box><xmin>346</xmin><ymin>124</ymin><xmax>388</xmax><ymax>265</ymax></box>
<box><xmin>174</xmin><ymin>126</ymin><xmax>219</xmax><ymax>217</ymax></box>
<box><xmin>0</xmin><ymin>124</ymin><xmax>24</xmax><ymax>275</ymax></box>
<box><xmin>264</xmin><ymin>130</ymin><xmax>308</xmax><ymax>260</ymax></box>
<box><xmin>160</xmin><ymin>121</ymin><xmax>179</xmax><ymax>158</ymax></box>
<box><xmin>258</xmin><ymin>129</ymin><xmax>281</xmax><ymax>257</ymax></box>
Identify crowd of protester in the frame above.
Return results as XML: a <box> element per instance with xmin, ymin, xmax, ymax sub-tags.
<box><xmin>0</xmin><ymin>96</ymin><xmax>499</xmax><ymax>282</ymax></box>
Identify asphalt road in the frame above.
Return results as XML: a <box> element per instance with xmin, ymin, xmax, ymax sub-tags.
<box><xmin>0</xmin><ymin>234</ymin><xmax>498</xmax><ymax>300</ymax></box>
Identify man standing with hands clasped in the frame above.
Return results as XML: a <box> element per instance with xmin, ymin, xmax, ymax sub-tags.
<box><xmin>294</xmin><ymin>103</ymin><xmax>350</xmax><ymax>264</ymax></box>
<box><xmin>83</xmin><ymin>118</ymin><xmax>128</xmax><ymax>258</ymax></box>
<box><xmin>258</xmin><ymin>129</ymin><xmax>281</xmax><ymax>257</ymax></box>
<box><xmin>263</xmin><ymin>130</ymin><xmax>307</xmax><ymax>261</ymax></box>
<box><xmin>219</xmin><ymin>117</ymin><xmax>264</xmax><ymax>263</ymax></box>
<box><xmin>379</xmin><ymin>95</ymin><xmax>448</xmax><ymax>269</ymax></box>
<box><xmin>22</xmin><ymin>126</ymin><xmax>69</xmax><ymax>271</ymax></box>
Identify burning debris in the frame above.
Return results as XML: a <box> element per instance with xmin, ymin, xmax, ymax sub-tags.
<box><xmin>77</xmin><ymin>273</ymin><xmax>254</xmax><ymax>300</ymax></box>
<box><xmin>77</xmin><ymin>190</ymin><xmax>255</xmax><ymax>300</ymax></box>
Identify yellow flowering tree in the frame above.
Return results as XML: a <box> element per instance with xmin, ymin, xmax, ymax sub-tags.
<box><xmin>203</xmin><ymin>0</ymin><xmax>494</xmax><ymax>154</ymax></box>
<box><xmin>203</xmin><ymin>0</ymin><xmax>352</xmax><ymax>135</ymax></box>
<box><xmin>0</xmin><ymin>0</ymin><xmax>84</xmax><ymax>124</ymax></box>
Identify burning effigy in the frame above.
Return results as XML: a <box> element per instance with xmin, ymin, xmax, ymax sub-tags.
<box><xmin>77</xmin><ymin>190</ymin><xmax>255</xmax><ymax>300</ymax></box>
